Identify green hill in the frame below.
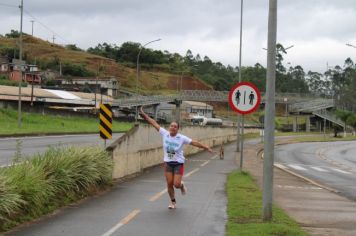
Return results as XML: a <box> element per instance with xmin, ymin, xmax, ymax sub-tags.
<box><xmin>0</xmin><ymin>35</ymin><xmax>212</xmax><ymax>95</ymax></box>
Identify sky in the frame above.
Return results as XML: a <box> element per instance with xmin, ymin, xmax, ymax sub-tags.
<box><xmin>0</xmin><ymin>0</ymin><xmax>356</xmax><ymax>73</ymax></box>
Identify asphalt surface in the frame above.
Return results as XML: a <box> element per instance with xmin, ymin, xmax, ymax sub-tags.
<box><xmin>6</xmin><ymin>143</ymin><xmax>239</xmax><ymax>236</ymax></box>
<box><xmin>0</xmin><ymin>134</ymin><xmax>123</xmax><ymax>167</ymax></box>
<box><xmin>275</xmin><ymin>141</ymin><xmax>356</xmax><ymax>201</ymax></box>
<box><xmin>241</xmin><ymin>138</ymin><xmax>356</xmax><ymax>236</ymax></box>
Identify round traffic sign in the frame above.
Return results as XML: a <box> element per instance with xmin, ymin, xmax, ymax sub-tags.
<box><xmin>228</xmin><ymin>82</ymin><xmax>261</xmax><ymax>115</ymax></box>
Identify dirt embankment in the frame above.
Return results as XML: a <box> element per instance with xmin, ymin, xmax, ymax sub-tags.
<box><xmin>1</xmin><ymin>36</ymin><xmax>212</xmax><ymax>94</ymax></box>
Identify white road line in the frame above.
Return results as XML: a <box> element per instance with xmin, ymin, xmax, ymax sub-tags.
<box><xmin>200</xmin><ymin>160</ymin><xmax>210</xmax><ymax>167</ymax></box>
<box><xmin>274</xmin><ymin>163</ymin><xmax>288</xmax><ymax>169</ymax></box>
<box><xmin>184</xmin><ymin>168</ymin><xmax>200</xmax><ymax>178</ymax></box>
<box><xmin>311</xmin><ymin>167</ymin><xmax>329</xmax><ymax>172</ymax></box>
<box><xmin>331</xmin><ymin>168</ymin><xmax>351</xmax><ymax>175</ymax></box>
<box><xmin>288</xmin><ymin>164</ymin><xmax>307</xmax><ymax>171</ymax></box>
<box><xmin>0</xmin><ymin>134</ymin><xmax>96</xmax><ymax>141</ymax></box>
<box><xmin>149</xmin><ymin>189</ymin><xmax>167</xmax><ymax>202</ymax></box>
<box><xmin>149</xmin><ymin>167</ymin><xmax>201</xmax><ymax>202</ymax></box>
<box><xmin>101</xmin><ymin>209</ymin><xmax>141</xmax><ymax>236</ymax></box>
<box><xmin>277</xmin><ymin>185</ymin><xmax>322</xmax><ymax>190</ymax></box>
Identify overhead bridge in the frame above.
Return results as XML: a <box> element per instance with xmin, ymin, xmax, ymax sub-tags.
<box><xmin>113</xmin><ymin>90</ymin><xmax>325</xmax><ymax>108</ymax></box>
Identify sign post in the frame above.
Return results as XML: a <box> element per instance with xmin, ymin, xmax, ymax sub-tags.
<box><xmin>99</xmin><ymin>103</ymin><xmax>112</xmax><ymax>147</ymax></box>
<box><xmin>229</xmin><ymin>82</ymin><xmax>261</xmax><ymax>169</ymax></box>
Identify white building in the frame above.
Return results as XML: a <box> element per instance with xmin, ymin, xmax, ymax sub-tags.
<box><xmin>158</xmin><ymin>100</ymin><xmax>213</xmax><ymax>121</ymax></box>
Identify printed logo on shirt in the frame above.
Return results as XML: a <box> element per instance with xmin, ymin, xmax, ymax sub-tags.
<box><xmin>165</xmin><ymin>140</ymin><xmax>179</xmax><ymax>159</ymax></box>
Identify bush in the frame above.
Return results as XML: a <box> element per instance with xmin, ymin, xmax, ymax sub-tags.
<box><xmin>62</xmin><ymin>63</ymin><xmax>95</xmax><ymax>77</ymax></box>
<box><xmin>0</xmin><ymin>77</ymin><xmax>28</xmax><ymax>87</ymax></box>
<box><xmin>0</xmin><ymin>146</ymin><xmax>113</xmax><ymax>231</ymax></box>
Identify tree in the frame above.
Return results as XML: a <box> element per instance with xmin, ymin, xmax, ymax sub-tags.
<box><xmin>306</xmin><ymin>71</ymin><xmax>323</xmax><ymax>95</ymax></box>
<box><xmin>65</xmin><ymin>44</ymin><xmax>83</xmax><ymax>51</ymax></box>
<box><xmin>335</xmin><ymin>109</ymin><xmax>354</xmax><ymax>133</ymax></box>
<box><xmin>5</xmin><ymin>30</ymin><xmax>22</xmax><ymax>38</ymax></box>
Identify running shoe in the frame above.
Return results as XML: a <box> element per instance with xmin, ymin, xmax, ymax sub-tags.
<box><xmin>180</xmin><ymin>181</ymin><xmax>187</xmax><ymax>195</ymax></box>
<box><xmin>168</xmin><ymin>202</ymin><xmax>176</xmax><ymax>209</ymax></box>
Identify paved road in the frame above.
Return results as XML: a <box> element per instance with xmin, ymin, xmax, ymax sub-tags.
<box><xmin>6</xmin><ymin>143</ymin><xmax>240</xmax><ymax>236</ymax></box>
<box><xmin>275</xmin><ymin>141</ymin><xmax>356</xmax><ymax>201</ymax></box>
<box><xmin>0</xmin><ymin>134</ymin><xmax>123</xmax><ymax>166</ymax></box>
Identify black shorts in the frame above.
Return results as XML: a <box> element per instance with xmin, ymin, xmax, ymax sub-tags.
<box><xmin>164</xmin><ymin>161</ymin><xmax>184</xmax><ymax>175</ymax></box>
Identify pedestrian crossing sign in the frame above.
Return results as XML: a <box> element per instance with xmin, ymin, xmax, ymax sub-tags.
<box><xmin>228</xmin><ymin>82</ymin><xmax>261</xmax><ymax>115</ymax></box>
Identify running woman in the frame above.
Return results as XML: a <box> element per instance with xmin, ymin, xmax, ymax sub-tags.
<box><xmin>139</xmin><ymin>107</ymin><xmax>213</xmax><ymax>209</ymax></box>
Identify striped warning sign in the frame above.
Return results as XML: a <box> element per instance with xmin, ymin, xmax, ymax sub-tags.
<box><xmin>99</xmin><ymin>103</ymin><xmax>112</xmax><ymax>139</ymax></box>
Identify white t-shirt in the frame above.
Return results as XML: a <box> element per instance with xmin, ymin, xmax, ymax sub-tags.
<box><xmin>159</xmin><ymin>127</ymin><xmax>192</xmax><ymax>163</ymax></box>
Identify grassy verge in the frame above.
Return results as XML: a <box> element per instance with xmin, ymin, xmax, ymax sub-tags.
<box><xmin>0</xmin><ymin>146</ymin><xmax>113</xmax><ymax>232</ymax></box>
<box><xmin>0</xmin><ymin>108</ymin><xmax>132</xmax><ymax>135</ymax></box>
<box><xmin>275</xmin><ymin>131</ymin><xmax>321</xmax><ymax>137</ymax></box>
<box><xmin>227</xmin><ymin>171</ymin><xmax>307</xmax><ymax>236</ymax></box>
<box><xmin>294</xmin><ymin>134</ymin><xmax>356</xmax><ymax>142</ymax></box>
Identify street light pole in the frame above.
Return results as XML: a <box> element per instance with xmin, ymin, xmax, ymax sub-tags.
<box><xmin>263</xmin><ymin>0</ymin><xmax>277</xmax><ymax>221</ymax></box>
<box><xmin>236</xmin><ymin>0</ymin><xmax>244</xmax><ymax>154</ymax></box>
<box><xmin>135</xmin><ymin>38</ymin><xmax>161</xmax><ymax>123</ymax></box>
<box><xmin>18</xmin><ymin>0</ymin><xmax>24</xmax><ymax>128</ymax></box>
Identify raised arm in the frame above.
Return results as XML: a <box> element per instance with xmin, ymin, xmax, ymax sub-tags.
<box><xmin>190</xmin><ymin>140</ymin><xmax>214</xmax><ymax>154</ymax></box>
<box><xmin>139</xmin><ymin>107</ymin><xmax>160</xmax><ymax>131</ymax></box>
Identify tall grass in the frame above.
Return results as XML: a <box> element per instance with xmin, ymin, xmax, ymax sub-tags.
<box><xmin>0</xmin><ymin>146</ymin><xmax>113</xmax><ymax>231</ymax></box>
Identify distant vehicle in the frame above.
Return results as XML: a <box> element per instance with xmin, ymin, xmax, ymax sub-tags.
<box><xmin>191</xmin><ymin>115</ymin><xmax>222</xmax><ymax>126</ymax></box>
<box><xmin>201</xmin><ymin>117</ymin><xmax>223</xmax><ymax>126</ymax></box>
<box><xmin>191</xmin><ymin>115</ymin><xmax>205</xmax><ymax>125</ymax></box>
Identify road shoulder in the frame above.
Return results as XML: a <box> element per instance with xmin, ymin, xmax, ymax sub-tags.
<box><xmin>242</xmin><ymin>140</ymin><xmax>356</xmax><ymax>236</ymax></box>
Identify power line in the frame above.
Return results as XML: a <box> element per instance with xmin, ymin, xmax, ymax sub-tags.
<box><xmin>1</xmin><ymin>2</ymin><xmax>71</xmax><ymax>45</ymax></box>
<box><xmin>0</xmin><ymin>3</ymin><xmax>18</xmax><ymax>8</ymax></box>
<box><xmin>23</xmin><ymin>9</ymin><xmax>71</xmax><ymax>44</ymax></box>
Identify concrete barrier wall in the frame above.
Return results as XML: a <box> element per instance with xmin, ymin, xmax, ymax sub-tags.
<box><xmin>107</xmin><ymin>124</ymin><xmax>258</xmax><ymax>179</ymax></box>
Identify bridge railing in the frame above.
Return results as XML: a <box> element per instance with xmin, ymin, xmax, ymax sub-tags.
<box><xmin>112</xmin><ymin>90</ymin><xmax>333</xmax><ymax>108</ymax></box>
<box><xmin>289</xmin><ymin>99</ymin><xmax>334</xmax><ymax>113</ymax></box>
<box><xmin>312</xmin><ymin>109</ymin><xmax>344</xmax><ymax>127</ymax></box>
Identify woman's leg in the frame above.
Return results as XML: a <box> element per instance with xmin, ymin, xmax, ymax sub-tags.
<box><xmin>173</xmin><ymin>164</ymin><xmax>186</xmax><ymax>195</ymax></box>
<box><xmin>164</xmin><ymin>164</ymin><xmax>175</xmax><ymax>202</ymax></box>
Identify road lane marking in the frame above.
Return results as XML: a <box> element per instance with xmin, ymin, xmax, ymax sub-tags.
<box><xmin>288</xmin><ymin>164</ymin><xmax>307</xmax><ymax>171</ymax></box>
<box><xmin>274</xmin><ymin>163</ymin><xmax>288</xmax><ymax>170</ymax></box>
<box><xmin>184</xmin><ymin>168</ymin><xmax>200</xmax><ymax>177</ymax></box>
<box><xmin>331</xmin><ymin>168</ymin><xmax>351</xmax><ymax>174</ymax></box>
<box><xmin>211</xmin><ymin>155</ymin><xmax>218</xmax><ymax>160</ymax></box>
<box><xmin>149</xmin><ymin>167</ymin><xmax>201</xmax><ymax>202</ymax></box>
<box><xmin>101</xmin><ymin>209</ymin><xmax>140</xmax><ymax>236</ymax></box>
<box><xmin>200</xmin><ymin>160</ymin><xmax>210</xmax><ymax>167</ymax></box>
<box><xmin>311</xmin><ymin>167</ymin><xmax>329</xmax><ymax>172</ymax></box>
<box><xmin>277</xmin><ymin>185</ymin><xmax>322</xmax><ymax>190</ymax></box>
<box><xmin>149</xmin><ymin>189</ymin><xmax>167</xmax><ymax>202</ymax></box>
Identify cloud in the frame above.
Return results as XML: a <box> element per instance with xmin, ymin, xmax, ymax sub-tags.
<box><xmin>0</xmin><ymin>0</ymin><xmax>355</xmax><ymax>72</ymax></box>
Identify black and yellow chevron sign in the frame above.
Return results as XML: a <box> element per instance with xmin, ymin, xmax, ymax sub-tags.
<box><xmin>99</xmin><ymin>103</ymin><xmax>112</xmax><ymax>139</ymax></box>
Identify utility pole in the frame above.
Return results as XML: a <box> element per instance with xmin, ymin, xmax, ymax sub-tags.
<box><xmin>30</xmin><ymin>20</ymin><xmax>34</xmax><ymax>36</ymax></box>
<box><xmin>52</xmin><ymin>35</ymin><xmax>56</xmax><ymax>44</ymax></box>
<box><xmin>95</xmin><ymin>62</ymin><xmax>101</xmax><ymax>109</ymax></box>
<box><xmin>18</xmin><ymin>0</ymin><xmax>24</xmax><ymax>128</ymax></box>
<box><xmin>263</xmin><ymin>0</ymin><xmax>277</xmax><ymax>221</ymax></box>
<box><xmin>236</xmin><ymin>0</ymin><xmax>244</xmax><ymax>153</ymax></box>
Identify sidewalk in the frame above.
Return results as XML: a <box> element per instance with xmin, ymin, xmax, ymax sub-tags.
<box><xmin>240</xmin><ymin>140</ymin><xmax>356</xmax><ymax>236</ymax></box>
